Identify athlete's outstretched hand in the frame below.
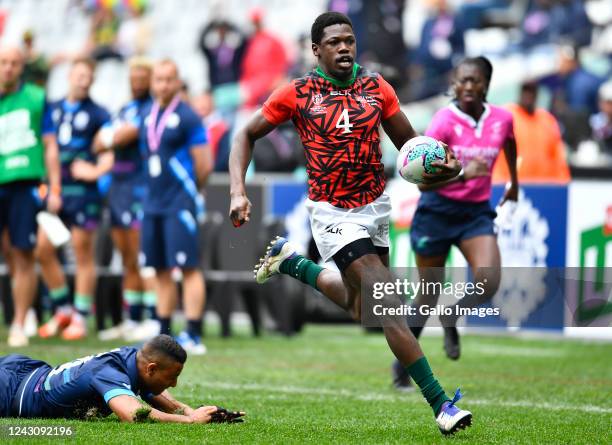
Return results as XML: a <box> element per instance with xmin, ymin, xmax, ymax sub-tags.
<box><xmin>423</xmin><ymin>143</ymin><xmax>462</xmax><ymax>184</ymax></box>
<box><xmin>229</xmin><ymin>193</ymin><xmax>252</xmax><ymax>227</ymax></box>
<box><xmin>188</xmin><ymin>405</ymin><xmax>218</xmax><ymax>424</ymax></box>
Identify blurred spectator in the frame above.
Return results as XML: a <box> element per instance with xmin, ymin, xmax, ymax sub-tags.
<box><xmin>199</xmin><ymin>20</ymin><xmax>246</xmax><ymax>88</ymax></box>
<box><xmin>289</xmin><ymin>33</ymin><xmax>316</xmax><ymax>79</ymax></box>
<box><xmin>178</xmin><ymin>79</ymin><xmax>190</xmax><ymax>102</ymax></box>
<box><xmin>85</xmin><ymin>8</ymin><xmax>122</xmax><ymax>61</ymax></box>
<box><xmin>191</xmin><ymin>93</ymin><xmax>231</xmax><ymax>172</ymax></box>
<box><xmin>21</xmin><ymin>30</ymin><xmax>50</xmax><ymax>86</ymax></box>
<box><xmin>410</xmin><ymin>0</ymin><xmax>465</xmax><ymax>101</ymax></box>
<box><xmin>212</xmin><ymin>8</ymin><xmax>289</xmax><ymax>112</ymax></box>
<box><xmin>239</xmin><ymin>8</ymin><xmax>290</xmax><ymax>108</ymax></box>
<box><xmin>542</xmin><ymin>45</ymin><xmax>606</xmax><ymax>146</ymax></box>
<box><xmin>252</xmin><ymin>123</ymin><xmax>305</xmax><ymax>173</ymax></box>
<box><xmin>456</xmin><ymin>0</ymin><xmax>511</xmax><ymax>30</ymax></box>
<box><xmin>116</xmin><ymin>3</ymin><xmax>152</xmax><ymax>58</ymax></box>
<box><xmin>493</xmin><ymin>81</ymin><xmax>570</xmax><ymax>183</ymax></box>
<box><xmin>590</xmin><ymin>81</ymin><xmax>612</xmax><ymax>156</ymax></box>
<box><xmin>328</xmin><ymin>0</ymin><xmax>409</xmax><ymax>92</ymax></box>
<box><xmin>519</xmin><ymin>0</ymin><xmax>592</xmax><ymax>50</ymax></box>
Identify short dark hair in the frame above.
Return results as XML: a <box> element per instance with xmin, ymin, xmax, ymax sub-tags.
<box><xmin>142</xmin><ymin>334</ymin><xmax>187</xmax><ymax>364</ymax></box>
<box><xmin>311</xmin><ymin>12</ymin><xmax>353</xmax><ymax>44</ymax></box>
<box><xmin>72</xmin><ymin>56</ymin><xmax>96</xmax><ymax>72</ymax></box>
<box><xmin>457</xmin><ymin>56</ymin><xmax>493</xmax><ymax>86</ymax></box>
<box><xmin>520</xmin><ymin>80</ymin><xmax>538</xmax><ymax>93</ymax></box>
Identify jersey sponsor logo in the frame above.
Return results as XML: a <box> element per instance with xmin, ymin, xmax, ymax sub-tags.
<box><xmin>357</xmin><ymin>95</ymin><xmax>377</xmax><ymax>106</ymax></box>
<box><xmin>376</xmin><ymin>223</ymin><xmax>389</xmax><ymax>238</ymax></box>
<box><xmin>310</xmin><ymin>93</ymin><xmax>327</xmax><ymax>114</ymax></box>
<box><xmin>74</xmin><ymin>111</ymin><xmax>90</xmax><ymax>130</ymax></box>
<box><xmin>4</xmin><ymin>155</ymin><xmax>30</xmax><ymax>169</ymax></box>
<box><xmin>52</xmin><ymin>108</ymin><xmax>62</xmax><ymax>124</ymax></box>
<box><xmin>166</xmin><ymin>113</ymin><xmax>180</xmax><ymax>128</ymax></box>
<box><xmin>325</xmin><ymin>224</ymin><xmax>342</xmax><ymax>235</ymax></box>
<box><xmin>0</xmin><ymin>110</ymin><xmax>37</xmax><ymax>155</ymax></box>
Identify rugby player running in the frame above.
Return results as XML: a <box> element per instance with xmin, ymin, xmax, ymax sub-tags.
<box><xmin>229</xmin><ymin>12</ymin><xmax>471</xmax><ymax>435</ymax></box>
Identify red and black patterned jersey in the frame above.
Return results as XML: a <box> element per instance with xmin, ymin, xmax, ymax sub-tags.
<box><xmin>262</xmin><ymin>66</ymin><xmax>400</xmax><ymax>208</ymax></box>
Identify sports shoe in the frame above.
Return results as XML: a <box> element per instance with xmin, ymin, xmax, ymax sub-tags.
<box><xmin>391</xmin><ymin>359</ymin><xmax>414</xmax><ymax>392</ymax></box>
<box><xmin>38</xmin><ymin>311</ymin><xmax>72</xmax><ymax>338</ymax></box>
<box><xmin>98</xmin><ymin>319</ymin><xmax>139</xmax><ymax>341</ymax></box>
<box><xmin>443</xmin><ymin>327</ymin><xmax>460</xmax><ymax>360</ymax></box>
<box><xmin>436</xmin><ymin>389</ymin><xmax>472</xmax><ymax>435</ymax></box>
<box><xmin>254</xmin><ymin>236</ymin><xmax>296</xmax><ymax>284</ymax></box>
<box><xmin>61</xmin><ymin>313</ymin><xmax>87</xmax><ymax>340</ymax></box>
<box><xmin>123</xmin><ymin>319</ymin><xmax>161</xmax><ymax>342</ymax></box>
<box><xmin>24</xmin><ymin>308</ymin><xmax>38</xmax><ymax>338</ymax></box>
<box><xmin>176</xmin><ymin>331</ymin><xmax>207</xmax><ymax>356</ymax></box>
<box><xmin>8</xmin><ymin>324</ymin><xmax>29</xmax><ymax>347</ymax></box>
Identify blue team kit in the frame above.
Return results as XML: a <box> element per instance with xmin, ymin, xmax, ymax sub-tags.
<box><xmin>0</xmin><ymin>347</ymin><xmax>152</xmax><ymax>419</ymax></box>
<box><xmin>50</xmin><ymin>97</ymin><xmax>111</xmax><ymax>230</ymax></box>
<box><xmin>138</xmin><ymin>99</ymin><xmax>207</xmax><ymax>269</ymax></box>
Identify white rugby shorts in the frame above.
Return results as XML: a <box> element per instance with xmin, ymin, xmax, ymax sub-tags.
<box><xmin>305</xmin><ymin>192</ymin><xmax>391</xmax><ymax>263</ymax></box>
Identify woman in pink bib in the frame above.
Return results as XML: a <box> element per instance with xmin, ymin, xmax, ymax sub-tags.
<box><xmin>393</xmin><ymin>57</ymin><xmax>519</xmax><ymax>390</ymax></box>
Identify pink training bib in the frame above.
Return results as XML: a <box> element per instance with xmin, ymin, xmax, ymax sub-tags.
<box><xmin>426</xmin><ymin>102</ymin><xmax>514</xmax><ymax>202</ymax></box>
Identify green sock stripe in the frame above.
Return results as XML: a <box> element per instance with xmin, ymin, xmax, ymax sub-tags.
<box><xmin>49</xmin><ymin>286</ymin><xmax>69</xmax><ymax>301</ymax></box>
<box><xmin>124</xmin><ymin>290</ymin><xmax>143</xmax><ymax>305</ymax></box>
<box><xmin>279</xmin><ymin>255</ymin><xmax>323</xmax><ymax>290</ymax></box>
<box><xmin>406</xmin><ymin>356</ymin><xmax>450</xmax><ymax>416</ymax></box>
<box><xmin>142</xmin><ymin>291</ymin><xmax>157</xmax><ymax>307</ymax></box>
<box><xmin>74</xmin><ymin>294</ymin><xmax>92</xmax><ymax>313</ymax></box>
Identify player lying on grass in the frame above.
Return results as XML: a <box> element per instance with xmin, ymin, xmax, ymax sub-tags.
<box><xmin>0</xmin><ymin>335</ymin><xmax>244</xmax><ymax>424</ymax></box>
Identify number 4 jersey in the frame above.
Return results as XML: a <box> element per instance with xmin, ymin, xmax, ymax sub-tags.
<box><xmin>262</xmin><ymin>65</ymin><xmax>400</xmax><ymax>209</ymax></box>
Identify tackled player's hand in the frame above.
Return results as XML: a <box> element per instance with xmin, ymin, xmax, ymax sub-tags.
<box><xmin>189</xmin><ymin>405</ymin><xmax>218</xmax><ymax>424</ymax></box>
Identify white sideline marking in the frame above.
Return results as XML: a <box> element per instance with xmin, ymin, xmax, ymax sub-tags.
<box><xmin>197</xmin><ymin>382</ymin><xmax>612</xmax><ymax>414</ymax></box>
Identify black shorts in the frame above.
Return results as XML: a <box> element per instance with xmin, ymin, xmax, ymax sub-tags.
<box><xmin>410</xmin><ymin>191</ymin><xmax>497</xmax><ymax>257</ymax></box>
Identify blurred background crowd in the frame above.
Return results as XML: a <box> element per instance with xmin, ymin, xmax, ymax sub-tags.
<box><xmin>1</xmin><ymin>0</ymin><xmax>611</xmax><ymax>339</ymax></box>
<box><xmin>1</xmin><ymin>0</ymin><xmax>611</xmax><ymax>176</ymax></box>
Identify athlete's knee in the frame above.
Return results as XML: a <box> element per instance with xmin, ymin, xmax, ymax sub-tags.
<box><xmin>474</xmin><ymin>266</ymin><xmax>501</xmax><ymax>297</ymax></box>
<box><xmin>11</xmin><ymin>249</ymin><xmax>35</xmax><ymax>270</ymax></box>
<box><xmin>347</xmin><ymin>289</ymin><xmax>361</xmax><ymax>322</ymax></box>
<box><xmin>34</xmin><ymin>240</ymin><xmax>55</xmax><ymax>264</ymax></box>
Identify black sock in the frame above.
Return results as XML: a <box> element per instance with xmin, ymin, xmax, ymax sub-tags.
<box><xmin>187</xmin><ymin>319</ymin><xmax>202</xmax><ymax>338</ymax></box>
<box><xmin>159</xmin><ymin>317</ymin><xmax>171</xmax><ymax>336</ymax></box>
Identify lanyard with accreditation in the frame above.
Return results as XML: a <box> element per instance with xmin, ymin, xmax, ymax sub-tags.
<box><xmin>146</xmin><ymin>94</ymin><xmax>181</xmax><ymax>177</ymax></box>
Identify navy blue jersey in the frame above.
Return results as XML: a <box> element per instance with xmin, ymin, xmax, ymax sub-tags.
<box><xmin>19</xmin><ymin>347</ymin><xmax>151</xmax><ymax>419</ymax></box>
<box><xmin>50</xmin><ymin>97</ymin><xmax>110</xmax><ymax>192</ymax></box>
<box><xmin>138</xmin><ymin>100</ymin><xmax>207</xmax><ymax>214</ymax></box>
<box><xmin>111</xmin><ymin>95</ymin><xmax>152</xmax><ymax>180</ymax></box>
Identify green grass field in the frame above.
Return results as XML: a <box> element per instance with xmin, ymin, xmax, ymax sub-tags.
<box><xmin>0</xmin><ymin>324</ymin><xmax>611</xmax><ymax>444</ymax></box>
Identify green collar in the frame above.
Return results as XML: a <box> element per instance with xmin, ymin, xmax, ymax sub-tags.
<box><xmin>315</xmin><ymin>63</ymin><xmax>360</xmax><ymax>88</ymax></box>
